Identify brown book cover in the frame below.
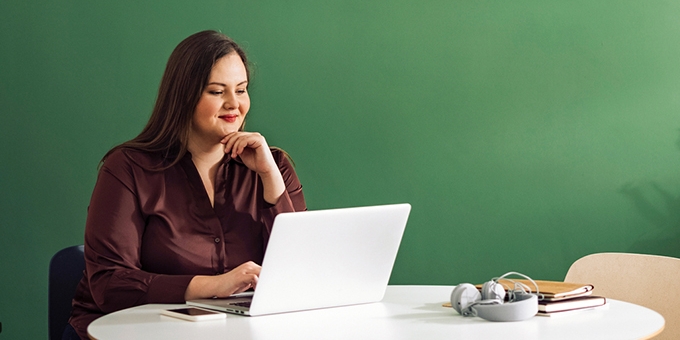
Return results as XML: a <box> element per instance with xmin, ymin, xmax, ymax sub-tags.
<box><xmin>475</xmin><ymin>279</ymin><xmax>594</xmax><ymax>300</ymax></box>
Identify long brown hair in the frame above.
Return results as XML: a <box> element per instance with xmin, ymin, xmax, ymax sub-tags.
<box><xmin>102</xmin><ymin>30</ymin><xmax>250</xmax><ymax>169</ymax></box>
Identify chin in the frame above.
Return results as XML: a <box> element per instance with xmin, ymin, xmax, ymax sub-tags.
<box><xmin>221</xmin><ymin>127</ymin><xmax>240</xmax><ymax>135</ymax></box>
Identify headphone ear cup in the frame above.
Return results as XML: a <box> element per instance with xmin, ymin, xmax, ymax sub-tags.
<box><xmin>481</xmin><ymin>280</ymin><xmax>506</xmax><ymax>302</ymax></box>
<box><xmin>450</xmin><ymin>283</ymin><xmax>481</xmax><ymax>316</ymax></box>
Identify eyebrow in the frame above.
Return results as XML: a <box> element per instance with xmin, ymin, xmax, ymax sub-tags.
<box><xmin>207</xmin><ymin>80</ymin><xmax>248</xmax><ymax>87</ymax></box>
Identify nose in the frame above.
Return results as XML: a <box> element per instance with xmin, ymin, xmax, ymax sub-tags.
<box><xmin>222</xmin><ymin>92</ymin><xmax>238</xmax><ymax>110</ymax></box>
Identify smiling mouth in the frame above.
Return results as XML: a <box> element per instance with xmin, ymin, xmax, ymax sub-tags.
<box><xmin>219</xmin><ymin>115</ymin><xmax>238</xmax><ymax>123</ymax></box>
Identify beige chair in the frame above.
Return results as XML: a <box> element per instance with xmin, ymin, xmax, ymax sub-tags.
<box><xmin>565</xmin><ymin>252</ymin><xmax>680</xmax><ymax>340</ymax></box>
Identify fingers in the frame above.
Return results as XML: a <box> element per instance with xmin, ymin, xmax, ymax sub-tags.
<box><xmin>237</xmin><ymin>261</ymin><xmax>261</xmax><ymax>277</ymax></box>
<box><xmin>221</xmin><ymin>132</ymin><xmax>278</xmax><ymax>176</ymax></box>
<box><xmin>237</xmin><ymin>274</ymin><xmax>259</xmax><ymax>293</ymax></box>
<box><xmin>221</xmin><ymin>132</ymin><xmax>264</xmax><ymax>158</ymax></box>
<box><xmin>232</xmin><ymin>261</ymin><xmax>261</xmax><ymax>293</ymax></box>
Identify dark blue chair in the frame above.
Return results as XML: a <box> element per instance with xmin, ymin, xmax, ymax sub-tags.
<box><xmin>48</xmin><ymin>245</ymin><xmax>85</xmax><ymax>340</ymax></box>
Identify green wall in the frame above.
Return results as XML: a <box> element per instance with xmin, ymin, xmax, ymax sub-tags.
<box><xmin>2</xmin><ymin>1</ymin><xmax>680</xmax><ymax>338</ymax></box>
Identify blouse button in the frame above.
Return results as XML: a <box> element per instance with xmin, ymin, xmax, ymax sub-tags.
<box><xmin>214</xmin><ymin>237</ymin><xmax>220</xmax><ymax>243</ymax></box>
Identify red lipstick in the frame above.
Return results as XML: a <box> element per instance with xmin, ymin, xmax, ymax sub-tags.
<box><xmin>219</xmin><ymin>115</ymin><xmax>238</xmax><ymax>123</ymax></box>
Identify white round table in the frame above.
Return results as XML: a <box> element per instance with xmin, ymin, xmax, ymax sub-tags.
<box><xmin>88</xmin><ymin>285</ymin><xmax>665</xmax><ymax>340</ymax></box>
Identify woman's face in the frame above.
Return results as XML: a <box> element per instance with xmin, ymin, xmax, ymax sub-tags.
<box><xmin>191</xmin><ymin>52</ymin><xmax>250</xmax><ymax>145</ymax></box>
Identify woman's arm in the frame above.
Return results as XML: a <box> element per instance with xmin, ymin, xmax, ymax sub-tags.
<box><xmin>221</xmin><ymin>132</ymin><xmax>286</xmax><ymax>205</ymax></box>
<box><xmin>184</xmin><ymin>261</ymin><xmax>261</xmax><ymax>300</ymax></box>
<box><xmin>84</xmin><ymin>152</ymin><xmax>195</xmax><ymax>313</ymax></box>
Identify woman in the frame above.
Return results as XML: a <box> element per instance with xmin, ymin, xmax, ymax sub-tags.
<box><xmin>65</xmin><ymin>30</ymin><xmax>306</xmax><ymax>339</ymax></box>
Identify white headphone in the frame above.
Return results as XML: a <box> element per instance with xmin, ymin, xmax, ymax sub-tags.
<box><xmin>450</xmin><ymin>271</ymin><xmax>540</xmax><ymax>322</ymax></box>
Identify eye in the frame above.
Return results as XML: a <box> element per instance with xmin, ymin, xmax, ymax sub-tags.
<box><xmin>236</xmin><ymin>89</ymin><xmax>248</xmax><ymax>95</ymax></box>
<box><xmin>208</xmin><ymin>90</ymin><xmax>224</xmax><ymax>95</ymax></box>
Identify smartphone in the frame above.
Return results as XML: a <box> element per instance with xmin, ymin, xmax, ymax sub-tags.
<box><xmin>161</xmin><ymin>307</ymin><xmax>226</xmax><ymax>322</ymax></box>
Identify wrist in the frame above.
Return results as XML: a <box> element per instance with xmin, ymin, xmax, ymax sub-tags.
<box><xmin>185</xmin><ymin>275</ymin><xmax>216</xmax><ymax>300</ymax></box>
<box><xmin>259</xmin><ymin>171</ymin><xmax>285</xmax><ymax>205</ymax></box>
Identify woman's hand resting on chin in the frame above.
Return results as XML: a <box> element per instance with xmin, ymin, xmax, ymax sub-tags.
<box><xmin>221</xmin><ymin>132</ymin><xmax>277</xmax><ymax>175</ymax></box>
<box><xmin>221</xmin><ymin>132</ymin><xmax>285</xmax><ymax>204</ymax></box>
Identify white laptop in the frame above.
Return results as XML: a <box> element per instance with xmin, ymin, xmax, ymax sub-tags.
<box><xmin>187</xmin><ymin>203</ymin><xmax>411</xmax><ymax>316</ymax></box>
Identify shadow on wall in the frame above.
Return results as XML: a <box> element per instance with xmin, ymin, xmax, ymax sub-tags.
<box><xmin>618</xmin><ymin>130</ymin><xmax>680</xmax><ymax>259</ymax></box>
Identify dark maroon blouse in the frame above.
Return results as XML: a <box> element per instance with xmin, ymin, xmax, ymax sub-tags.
<box><xmin>69</xmin><ymin>148</ymin><xmax>306</xmax><ymax>338</ymax></box>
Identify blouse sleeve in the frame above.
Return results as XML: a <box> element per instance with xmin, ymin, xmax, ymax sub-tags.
<box><xmin>83</xmin><ymin>151</ymin><xmax>194</xmax><ymax>314</ymax></box>
<box><xmin>261</xmin><ymin>149</ymin><xmax>307</xmax><ymax>226</ymax></box>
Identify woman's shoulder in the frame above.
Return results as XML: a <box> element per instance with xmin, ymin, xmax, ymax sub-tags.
<box><xmin>102</xmin><ymin>148</ymin><xmax>167</xmax><ymax>171</ymax></box>
<box><xmin>270</xmin><ymin>147</ymin><xmax>293</xmax><ymax>166</ymax></box>
<box><xmin>270</xmin><ymin>147</ymin><xmax>285</xmax><ymax>159</ymax></box>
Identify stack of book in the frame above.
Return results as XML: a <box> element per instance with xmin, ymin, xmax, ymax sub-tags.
<box><xmin>493</xmin><ymin>279</ymin><xmax>608</xmax><ymax>317</ymax></box>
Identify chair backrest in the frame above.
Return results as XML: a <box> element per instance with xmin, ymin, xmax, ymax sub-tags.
<box><xmin>48</xmin><ymin>245</ymin><xmax>85</xmax><ymax>340</ymax></box>
<box><xmin>565</xmin><ymin>252</ymin><xmax>680</xmax><ymax>340</ymax></box>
